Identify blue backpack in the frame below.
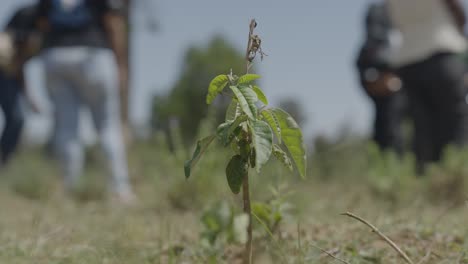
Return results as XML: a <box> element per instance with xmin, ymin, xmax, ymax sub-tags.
<box><xmin>48</xmin><ymin>0</ymin><xmax>93</xmax><ymax>30</ymax></box>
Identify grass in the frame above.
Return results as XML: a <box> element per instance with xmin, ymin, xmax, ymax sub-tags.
<box><xmin>0</xmin><ymin>138</ymin><xmax>467</xmax><ymax>263</ymax></box>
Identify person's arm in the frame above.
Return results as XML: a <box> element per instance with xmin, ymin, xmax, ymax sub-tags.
<box><xmin>101</xmin><ymin>0</ymin><xmax>128</xmax><ymax>70</ymax></box>
<box><xmin>18</xmin><ymin>65</ymin><xmax>40</xmax><ymax>113</ymax></box>
<box><xmin>4</xmin><ymin>9</ymin><xmax>28</xmax><ymax>83</ymax></box>
<box><xmin>444</xmin><ymin>0</ymin><xmax>466</xmax><ymax>32</ymax></box>
<box><xmin>103</xmin><ymin>12</ymin><xmax>127</xmax><ymax>70</ymax></box>
<box><xmin>101</xmin><ymin>0</ymin><xmax>130</xmax><ymax>137</ymax></box>
<box><xmin>11</xmin><ymin>4</ymin><xmax>45</xmax><ymax>113</ymax></box>
<box><xmin>5</xmin><ymin>44</ymin><xmax>41</xmax><ymax>113</ymax></box>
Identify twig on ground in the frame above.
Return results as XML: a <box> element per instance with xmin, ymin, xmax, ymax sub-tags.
<box><xmin>431</xmin><ymin>251</ymin><xmax>442</xmax><ymax>259</ymax></box>
<box><xmin>416</xmin><ymin>244</ymin><xmax>433</xmax><ymax>264</ymax></box>
<box><xmin>341</xmin><ymin>211</ymin><xmax>414</xmax><ymax>264</ymax></box>
<box><xmin>309</xmin><ymin>243</ymin><xmax>350</xmax><ymax>264</ymax></box>
<box><xmin>431</xmin><ymin>201</ymin><xmax>458</xmax><ymax>229</ymax></box>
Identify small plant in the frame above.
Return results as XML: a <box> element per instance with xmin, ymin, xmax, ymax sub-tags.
<box><xmin>184</xmin><ymin>19</ymin><xmax>306</xmax><ymax>263</ymax></box>
<box><xmin>365</xmin><ymin>143</ymin><xmax>416</xmax><ymax>204</ymax></box>
<box><xmin>200</xmin><ymin>201</ymin><xmax>249</xmax><ymax>248</ymax></box>
<box><xmin>252</xmin><ymin>183</ymin><xmax>295</xmax><ymax>235</ymax></box>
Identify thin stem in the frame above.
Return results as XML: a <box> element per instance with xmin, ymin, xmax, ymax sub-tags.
<box><xmin>416</xmin><ymin>248</ymin><xmax>432</xmax><ymax>264</ymax></box>
<box><xmin>245</xmin><ymin>19</ymin><xmax>256</xmax><ymax>74</ymax></box>
<box><xmin>342</xmin><ymin>212</ymin><xmax>414</xmax><ymax>264</ymax></box>
<box><xmin>297</xmin><ymin>222</ymin><xmax>302</xmax><ymax>258</ymax></box>
<box><xmin>309</xmin><ymin>243</ymin><xmax>351</xmax><ymax>264</ymax></box>
<box><xmin>242</xmin><ymin>172</ymin><xmax>252</xmax><ymax>264</ymax></box>
<box><xmin>415</xmin><ymin>239</ymin><xmax>435</xmax><ymax>264</ymax></box>
<box><xmin>241</xmin><ymin>18</ymin><xmax>257</xmax><ymax>264</ymax></box>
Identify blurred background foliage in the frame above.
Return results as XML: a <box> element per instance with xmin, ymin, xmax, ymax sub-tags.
<box><xmin>151</xmin><ymin>35</ymin><xmax>247</xmax><ymax>145</ymax></box>
<box><xmin>1</xmin><ymin>28</ymin><xmax>467</xmax><ymax>263</ymax></box>
<box><xmin>3</xmin><ymin>118</ymin><xmax>468</xmax><ymax>262</ymax></box>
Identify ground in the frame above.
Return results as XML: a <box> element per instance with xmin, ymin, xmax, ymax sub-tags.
<box><xmin>0</xmin><ymin>141</ymin><xmax>467</xmax><ymax>264</ymax></box>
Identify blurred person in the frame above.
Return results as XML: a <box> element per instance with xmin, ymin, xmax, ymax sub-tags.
<box><xmin>387</xmin><ymin>0</ymin><xmax>468</xmax><ymax>171</ymax></box>
<box><xmin>0</xmin><ymin>4</ymin><xmax>41</xmax><ymax>165</ymax></box>
<box><xmin>356</xmin><ymin>2</ymin><xmax>407</xmax><ymax>154</ymax></box>
<box><xmin>36</xmin><ymin>0</ymin><xmax>135</xmax><ymax>202</ymax></box>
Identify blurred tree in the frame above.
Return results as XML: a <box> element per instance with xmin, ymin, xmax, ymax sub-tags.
<box><xmin>152</xmin><ymin>35</ymin><xmax>246</xmax><ymax>145</ymax></box>
<box><xmin>278</xmin><ymin>98</ymin><xmax>306</xmax><ymax>127</ymax></box>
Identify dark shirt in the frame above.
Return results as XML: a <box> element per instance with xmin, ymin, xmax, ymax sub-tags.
<box><xmin>2</xmin><ymin>5</ymin><xmax>39</xmax><ymax>80</ymax></box>
<box><xmin>5</xmin><ymin>4</ymin><xmax>38</xmax><ymax>46</ymax></box>
<box><xmin>37</xmin><ymin>0</ymin><xmax>124</xmax><ymax>49</ymax></box>
<box><xmin>365</xmin><ymin>2</ymin><xmax>393</xmax><ymax>46</ymax></box>
<box><xmin>357</xmin><ymin>3</ymin><xmax>394</xmax><ymax>73</ymax></box>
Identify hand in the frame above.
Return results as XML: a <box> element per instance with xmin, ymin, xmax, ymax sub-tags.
<box><xmin>25</xmin><ymin>93</ymin><xmax>41</xmax><ymax>114</ymax></box>
<box><xmin>365</xmin><ymin>71</ymin><xmax>402</xmax><ymax>97</ymax></box>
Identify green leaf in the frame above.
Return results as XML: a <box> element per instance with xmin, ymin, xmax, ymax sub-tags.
<box><xmin>272</xmin><ymin>145</ymin><xmax>293</xmax><ymax>171</ymax></box>
<box><xmin>272</xmin><ymin>108</ymin><xmax>306</xmax><ymax>178</ymax></box>
<box><xmin>230</xmin><ymin>140</ymin><xmax>240</xmax><ymax>155</ymax></box>
<box><xmin>216</xmin><ymin>123</ymin><xmax>231</xmax><ymax>146</ymax></box>
<box><xmin>216</xmin><ymin>115</ymin><xmax>247</xmax><ymax>146</ymax></box>
<box><xmin>260</xmin><ymin>109</ymin><xmax>281</xmax><ymax>144</ymax></box>
<box><xmin>252</xmin><ymin>85</ymin><xmax>268</xmax><ymax>105</ymax></box>
<box><xmin>225</xmin><ymin>99</ymin><xmax>240</xmax><ymax>122</ymax></box>
<box><xmin>206</xmin><ymin>75</ymin><xmax>229</xmax><ymax>104</ymax></box>
<box><xmin>228</xmin><ymin>115</ymin><xmax>247</xmax><ymax>137</ymax></box>
<box><xmin>249</xmin><ymin>119</ymin><xmax>273</xmax><ymax>173</ymax></box>
<box><xmin>238</xmin><ymin>74</ymin><xmax>261</xmax><ymax>85</ymax></box>
<box><xmin>225</xmin><ymin>155</ymin><xmax>247</xmax><ymax>194</ymax></box>
<box><xmin>230</xmin><ymin>86</ymin><xmax>258</xmax><ymax>120</ymax></box>
<box><xmin>252</xmin><ymin>202</ymin><xmax>272</xmax><ymax>227</ymax></box>
<box><xmin>184</xmin><ymin>135</ymin><xmax>216</xmax><ymax>179</ymax></box>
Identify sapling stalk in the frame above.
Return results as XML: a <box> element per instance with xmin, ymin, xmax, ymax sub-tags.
<box><xmin>184</xmin><ymin>19</ymin><xmax>306</xmax><ymax>264</ymax></box>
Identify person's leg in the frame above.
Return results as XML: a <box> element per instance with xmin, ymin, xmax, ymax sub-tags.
<box><xmin>373</xmin><ymin>97</ymin><xmax>392</xmax><ymax>150</ymax></box>
<box><xmin>399</xmin><ymin>65</ymin><xmax>435</xmax><ymax>172</ymax></box>
<box><xmin>424</xmin><ymin>53</ymin><xmax>468</xmax><ymax>159</ymax></box>
<box><xmin>44</xmin><ymin>50</ymin><xmax>83</xmax><ymax>190</ymax></box>
<box><xmin>390</xmin><ymin>90</ymin><xmax>409</xmax><ymax>155</ymax></box>
<box><xmin>385</xmin><ymin>90</ymin><xmax>407</xmax><ymax>155</ymax></box>
<box><xmin>410</xmin><ymin>90</ymin><xmax>435</xmax><ymax>168</ymax></box>
<box><xmin>372</xmin><ymin>90</ymin><xmax>406</xmax><ymax>155</ymax></box>
<box><xmin>77</xmin><ymin>48</ymin><xmax>133</xmax><ymax>199</ymax></box>
<box><xmin>0</xmin><ymin>73</ymin><xmax>23</xmax><ymax>164</ymax></box>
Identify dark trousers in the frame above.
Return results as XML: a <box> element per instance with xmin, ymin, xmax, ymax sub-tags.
<box><xmin>398</xmin><ymin>53</ymin><xmax>468</xmax><ymax>170</ymax></box>
<box><xmin>371</xmin><ymin>91</ymin><xmax>408</xmax><ymax>155</ymax></box>
<box><xmin>358</xmin><ymin>72</ymin><xmax>408</xmax><ymax>154</ymax></box>
<box><xmin>0</xmin><ymin>71</ymin><xmax>23</xmax><ymax>164</ymax></box>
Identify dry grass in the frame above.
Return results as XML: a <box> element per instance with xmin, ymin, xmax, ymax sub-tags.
<box><xmin>0</xmin><ymin>146</ymin><xmax>467</xmax><ymax>263</ymax></box>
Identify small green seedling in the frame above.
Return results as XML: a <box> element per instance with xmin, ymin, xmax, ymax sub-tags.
<box><xmin>184</xmin><ymin>19</ymin><xmax>306</xmax><ymax>264</ymax></box>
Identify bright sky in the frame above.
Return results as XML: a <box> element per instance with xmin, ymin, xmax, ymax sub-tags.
<box><xmin>0</xmin><ymin>0</ymin><xmax>376</xmax><ymax>142</ymax></box>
